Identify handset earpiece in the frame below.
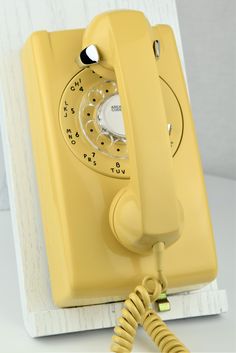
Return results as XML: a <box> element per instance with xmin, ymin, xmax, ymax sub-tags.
<box><xmin>81</xmin><ymin>10</ymin><xmax>183</xmax><ymax>253</ymax></box>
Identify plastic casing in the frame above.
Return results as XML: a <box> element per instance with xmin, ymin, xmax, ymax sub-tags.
<box><xmin>21</xmin><ymin>19</ymin><xmax>217</xmax><ymax>307</ymax></box>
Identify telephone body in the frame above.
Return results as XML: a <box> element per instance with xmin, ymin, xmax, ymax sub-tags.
<box><xmin>22</xmin><ymin>10</ymin><xmax>217</xmax><ymax>308</ymax></box>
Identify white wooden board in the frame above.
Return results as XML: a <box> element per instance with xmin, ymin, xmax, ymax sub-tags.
<box><xmin>0</xmin><ymin>0</ymin><xmax>227</xmax><ymax>338</ymax></box>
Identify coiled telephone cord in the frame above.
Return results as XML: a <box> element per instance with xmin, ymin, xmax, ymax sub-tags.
<box><xmin>111</xmin><ymin>242</ymin><xmax>189</xmax><ymax>353</ymax></box>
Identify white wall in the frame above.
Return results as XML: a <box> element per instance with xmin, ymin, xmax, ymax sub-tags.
<box><xmin>0</xmin><ymin>0</ymin><xmax>234</xmax><ymax>210</ymax></box>
<box><xmin>176</xmin><ymin>0</ymin><xmax>235</xmax><ymax>179</ymax></box>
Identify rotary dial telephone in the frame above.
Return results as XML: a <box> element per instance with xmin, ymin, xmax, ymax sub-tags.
<box><xmin>22</xmin><ymin>10</ymin><xmax>217</xmax><ymax>352</ymax></box>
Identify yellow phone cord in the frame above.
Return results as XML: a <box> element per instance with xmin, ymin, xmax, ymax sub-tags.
<box><xmin>111</xmin><ymin>242</ymin><xmax>190</xmax><ymax>353</ymax></box>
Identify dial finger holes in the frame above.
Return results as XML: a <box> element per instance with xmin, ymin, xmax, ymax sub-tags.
<box><xmin>79</xmin><ymin>79</ymin><xmax>128</xmax><ymax>160</ymax></box>
<box><xmin>87</xmin><ymin>89</ymin><xmax>104</xmax><ymax>106</ymax></box>
<box><xmin>82</xmin><ymin>106</ymin><xmax>95</xmax><ymax>123</ymax></box>
<box><xmin>102</xmin><ymin>81</ymin><xmax>118</xmax><ymax>96</ymax></box>
<box><xmin>96</xmin><ymin>132</ymin><xmax>113</xmax><ymax>151</ymax></box>
<box><xmin>60</xmin><ymin>68</ymin><xmax>129</xmax><ymax>178</ymax></box>
<box><xmin>108</xmin><ymin>139</ymin><xmax>128</xmax><ymax>158</ymax></box>
<box><xmin>85</xmin><ymin>120</ymin><xmax>98</xmax><ymax>139</ymax></box>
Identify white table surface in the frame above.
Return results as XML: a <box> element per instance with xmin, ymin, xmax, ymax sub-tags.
<box><xmin>0</xmin><ymin>174</ymin><xmax>235</xmax><ymax>352</ymax></box>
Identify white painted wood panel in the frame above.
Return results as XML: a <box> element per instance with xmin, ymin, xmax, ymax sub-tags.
<box><xmin>0</xmin><ymin>0</ymin><xmax>227</xmax><ymax>337</ymax></box>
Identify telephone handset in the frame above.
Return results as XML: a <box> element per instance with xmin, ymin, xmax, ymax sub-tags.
<box><xmin>22</xmin><ymin>10</ymin><xmax>217</xmax><ymax>352</ymax></box>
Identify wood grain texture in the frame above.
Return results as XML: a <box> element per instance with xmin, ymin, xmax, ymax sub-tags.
<box><xmin>0</xmin><ymin>0</ymin><xmax>227</xmax><ymax>337</ymax></box>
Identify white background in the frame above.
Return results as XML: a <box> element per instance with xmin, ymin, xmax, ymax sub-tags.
<box><xmin>177</xmin><ymin>0</ymin><xmax>235</xmax><ymax>180</ymax></box>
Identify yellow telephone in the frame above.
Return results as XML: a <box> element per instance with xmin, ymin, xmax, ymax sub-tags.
<box><xmin>22</xmin><ymin>9</ymin><xmax>217</xmax><ymax>352</ymax></box>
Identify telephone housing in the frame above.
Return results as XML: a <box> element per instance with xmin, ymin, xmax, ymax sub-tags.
<box><xmin>22</xmin><ymin>11</ymin><xmax>217</xmax><ymax>307</ymax></box>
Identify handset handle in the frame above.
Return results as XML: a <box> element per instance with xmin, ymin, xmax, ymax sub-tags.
<box><xmin>82</xmin><ymin>10</ymin><xmax>182</xmax><ymax>253</ymax></box>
